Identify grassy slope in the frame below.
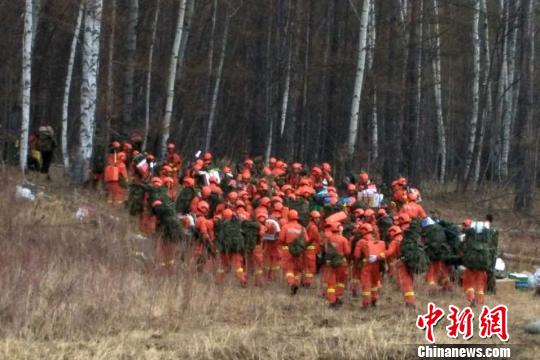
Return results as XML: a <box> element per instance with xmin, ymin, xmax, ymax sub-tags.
<box><xmin>0</xmin><ymin>169</ymin><xmax>539</xmax><ymax>359</ymax></box>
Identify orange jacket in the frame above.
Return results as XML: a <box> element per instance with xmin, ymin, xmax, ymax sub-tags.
<box><xmin>355</xmin><ymin>237</ymin><xmax>386</xmax><ymax>260</ymax></box>
<box><xmin>307</xmin><ymin>221</ymin><xmax>321</xmax><ymax>252</ymax></box>
<box><xmin>196</xmin><ymin>215</ymin><xmax>215</xmax><ymax>242</ymax></box>
<box><xmin>279</xmin><ymin>221</ymin><xmax>308</xmax><ymax>246</ymax></box>
<box><xmin>353</xmin><ymin>234</ymin><xmax>374</xmax><ymax>260</ymax></box>
<box><xmin>327</xmin><ymin>233</ymin><xmax>351</xmax><ymax>257</ymax></box>
<box><xmin>382</xmin><ymin>235</ymin><xmax>404</xmax><ymax>261</ymax></box>
<box><xmin>400</xmin><ymin>202</ymin><xmax>427</xmax><ymax>219</ymax></box>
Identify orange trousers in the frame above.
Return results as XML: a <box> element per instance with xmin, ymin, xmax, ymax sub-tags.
<box><xmin>216</xmin><ymin>252</ymin><xmax>247</xmax><ymax>285</ymax></box>
<box><xmin>360</xmin><ymin>263</ymin><xmax>382</xmax><ymax>307</ymax></box>
<box><xmin>216</xmin><ymin>253</ymin><xmax>231</xmax><ymax>284</ymax></box>
<box><xmin>155</xmin><ymin>237</ymin><xmax>177</xmax><ymax>275</ymax></box>
<box><xmin>263</xmin><ymin>240</ymin><xmax>281</xmax><ymax>281</ymax></box>
<box><xmin>394</xmin><ymin>261</ymin><xmax>416</xmax><ymax>305</ymax></box>
<box><xmin>351</xmin><ymin>265</ymin><xmax>362</xmax><ymax>296</ymax></box>
<box><xmin>106</xmin><ymin>181</ymin><xmax>124</xmax><ymax>205</ymax></box>
<box><xmin>426</xmin><ymin>261</ymin><xmax>453</xmax><ymax>290</ymax></box>
<box><xmin>281</xmin><ymin>249</ymin><xmax>302</xmax><ymax>287</ymax></box>
<box><xmin>232</xmin><ymin>252</ymin><xmax>247</xmax><ymax>285</ymax></box>
<box><xmin>302</xmin><ymin>246</ymin><xmax>317</xmax><ymax>286</ymax></box>
<box><xmin>325</xmin><ymin>264</ymin><xmax>348</xmax><ymax>304</ymax></box>
<box><xmin>247</xmin><ymin>245</ymin><xmax>265</xmax><ymax>286</ymax></box>
<box><xmin>139</xmin><ymin>213</ymin><xmax>157</xmax><ymax>234</ymax></box>
<box><xmin>462</xmin><ymin>269</ymin><xmax>486</xmax><ymax>305</ymax></box>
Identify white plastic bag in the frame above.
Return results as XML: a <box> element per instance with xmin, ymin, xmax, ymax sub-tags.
<box><xmin>15</xmin><ymin>185</ymin><xmax>35</xmax><ymax>201</ymax></box>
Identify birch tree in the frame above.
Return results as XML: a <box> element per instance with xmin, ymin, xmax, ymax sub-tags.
<box><xmin>160</xmin><ymin>0</ymin><xmax>187</xmax><ymax>158</ymax></box>
<box><xmin>205</xmin><ymin>4</ymin><xmax>240</xmax><ymax>151</ymax></box>
<box><xmin>431</xmin><ymin>0</ymin><xmax>447</xmax><ymax>182</ymax></box>
<box><xmin>105</xmin><ymin>0</ymin><xmax>116</xmax><ymax>144</ymax></box>
<box><xmin>20</xmin><ymin>0</ymin><xmax>33</xmax><ymax>173</ymax></box>
<box><xmin>347</xmin><ymin>0</ymin><xmax>370</xmax><ymax>161</ymax></box>
<box><xmin>122</xmin><ymin>0</ymin><xmax>138</xmax><ymax>127</ymax></box>
<box><xmin>61</xmin><ymin>2</ymin><xmax>83</xmax><ymax>171</ymax></box>
<box><xmin>143</xmin><ymin>0</ymin><xmax>160</xmax><ymax>151</ymax></box>
<box><xmin>463</xmin><ymin>0</ymin><xmax>481</xmax><ymax>184</ymax></box>
<box><xmin>73</xmin><ymin>0</ymin><xmax>103</xmax><ymax>184</ymax></box>
<box><xmin>367</xmin><ymin>0</ymin><xmax>377</xmax><ymax>162</ymax></box>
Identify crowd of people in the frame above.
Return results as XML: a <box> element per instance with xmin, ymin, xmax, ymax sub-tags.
<box><xmin>97</xmin><ymin>140</ymin><xmax>499</xmax><ymax>309</ymax></box>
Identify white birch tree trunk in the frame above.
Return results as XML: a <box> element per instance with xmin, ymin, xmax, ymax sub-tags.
<box><xmin>205</xmin><ymin>8</ymin><xmax>234</xmax><ymax>152</ymax></box>
<box><xmin>105</xmin><ymin>0</ymin><xmax>116</xmax><ymax>144</ymax></box>
<box><xmin>347</xmin><ymin>0</ymin><xmax>370</xmax><ymax>159</ymax></box>
<box><xmin>264</xmin><ymin>9</ymin><xmax>273</xmax><ymax>163</ymax></box>
<box><xmin>501</xmin><ymin>0</ymin><xmax>519</xmax><ymax>178</ymax></box>
<box><xmin>176</xmin><ymin>0</ymin><xmax>195</xmax><ymax>83</ymax></box>
<box><xmin>143</xmin><ymin>0</ymin><xmax>160</xmax><ymax>152</ymax></box>
<box><xmin>61</xmin><ymin>3</ymin><xmax>83</xmax><ymax>171</ymax></box>
<box><xmin>74</xmin><ymin>0</ymin><xmax>103</xmax><ymax>184</ymax></box>
<box><xmin>473</xmin><ymin>0</ymin><xmax>492</xmax><ymax>184</ymax></box>
<box><xmin>431</xmin><ymin>0</ymin><xmax>446</xmax><ymax>183</ymax></box>
<box><xmin>367</xmin><ymin>0</ymin><xmax>377</xmax><ymax>161</ymax></box>
<box><xmin>463</xmin><ymin>0</ymin><xmax>481</xmax><ymax>183</ymax></box>
<box><xmin>160</xmin><ymin>0</ymin><xmax>187</xmax><ymax>158</ymax></box>
<box><xmin>122</xmin><ymin>0</ymin><xmax>138</xmax><ymax>127</ymax></box>
<box><xmin>20</xmin><ymin>0</ymin><xmax>33</xmax><ymax>173</ymax></box>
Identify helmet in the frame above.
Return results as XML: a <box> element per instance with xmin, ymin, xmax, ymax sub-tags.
<box><xmin>151</xmin><ymin>177</ymin><xmax>163</xmax><ymax>186</ymax></box>
<box><xmin>152</xmin><ymin>200</ymin><xmax>162</xmax><ymax>208</ymax></box>
<box><xmin>281</xmin><ymin>184</ymin><xmax>293</xmax><ymax>193</ymax></box>
<box><xmin>256</xmin><ymin>212</ymin><xmax>268</xmax><ymax>221</ymax></box>
<box><xmin>322</xmin><ymin>162</ymin><xmax>331</xmax><ymax>172</ymax></box>
<box><xmin>359</xmin><ymin>172</ymin><xmax>369</xmax><ymax>183</ymax></box>
<box><xmin>259</xmin><ymin>197</ymin><xmax>271</xmax><ymax>208</ymax></box>
<box><xmin>364</xmin><ymin>209</ymin><xmax>375</xmax><ymax>218</ymax></box>
<box><xmin>123</xmin><ymin>143</ymin><xmax>133</xmax><ymax>150</ymax></box>
<box><xmin>167</xmin><ymin>143</ymin><xmax>175</xmax><ymax>150</ymax></box>
<box><xmin>227</xmin><ymin>191</ymin><xmax>238</xmax><ymax>202</ymax></box>
<box><xmin>209</xmin><ymin>176</ymin><xmax>219</xmax><ymax>184</ymax></box>
<box><xmin>132</xmin><ymin>150</ymin><xmax>140</xmax><ymax>156</ymax></box>
<box><xmin>259</xmin><ymin>182</ymin><xmax>269</xmax><ymax>191</ymax></box>
<box><xmin>222</xmin><ymin>208</ymin><xmax>234</xmax><ymax>220</ymax></box>
<box><xmin>327</xmin><ymin>186</ymin><xmax>337</xmax><ymax>194</ymax></box>
<box><xmin>111</xmin><ymin>141</ymin><xmax>121</xmax><ymax>149</ymax></box>
<box><xmin>163</xmin><ymin>177</ymin><xmax>174</xmax><ymax>186</ymax></box>
<box><xmin>117</xmin><ymin>152</ymin><xmax>127</xmax><ymax>162</ymax></box>
<box><xmin>271</xmin><ymin>196</ymin><xmax>283</xmax><ymax>204</ymax></box>
<box><xmin>299</xmin><ymin>178</ymin><xmax>310</xmax><ymax>187</ymax></box>
<box><xmin>330</xmin><ymin>222</ymin><xmax>341</xmax><ymax>233</ymax></box>
<box><xmin>310</xmin><ymin>210</ymin><xmax>321</xmax><ymax>219</ymax></box>
<box><xmin>203</xmin><ymin>152</ymin><xmax>213</xmax><ymax>161</ymax></box>
<box><xmin>292</xmin><ymin>162</ymin><xmax>302</xmax><ymax>170</ymax></box>
<box><xmin>311</xmin><ymin>167</ymin><xmax>322</xmax><ymax>176</ymax></box>
<box><xmin>273</xmin><ymin>202</ymin><xmax>284</xmax><ymax>212</ymax></box>
<box><xmin>407</xmin><ymin>192</ymin><xmax>417</xmax><ymax>202</ymax></box>
<box><xmin>269</xmin><ymin>157</ymin><xmax>277</xmax><ymax>165</ymax></box>
<box><xmin>244</xmin><ymin>159</ymin><xmax>254</xmax><ymax>167</ymax></box>
<box><xmin>397</xmin><ymin>177</ymin><xmax>407</xmax><ymax>186</ymax></box>
<box><xmin>183</xmin><ymin>177</ymin><xmax>195</xmax><ymax>187</ymax></box>
<box><xmin>238</xmin><ymin>190</ymin><xmax>249</xmax><ymax>199</ymax></box>
<box><xmin>162</xmin><ymin>165</ymin><xmax>173</xmax><ymax>173</ymax></box>
<box><xmin>398</xmin><ymin>213</ymin><xmax>411</xmax><ymax>224</ymax></box>
<box><xmin>377</xmin><ymin>208</ymin><xmax>387</xmax><ymax>217</ymax></box>
<box><xmin>388</xmin><ymin>225</ymin><xmax>403</xmax><ymax>237</ymax></box>
<box><xmin>347</xmin><ymin>183</ymin><xmax>356</xmax><ymax>192</ymax></box>
<box><xmin>241</xmin><ymin>170</ymin><xmax>251</xmax><ymax>181</ymax></box>
<box><xmin>359</xmin><ymin>223</ymin><xmax>373</xmax><ymax>235</ymax></box>
<box><xmin>201</xmin><ymin>186</ymin><xmax>212</xmax><ymax>197</ymax></box>
<box><xmin>223</xmin><ymin>165</ymin><xmax>232</xmax><ymax>173</ymax></box>
<box><xmin>263</xmin><ymin>167</ymin><xmax>272</xmax><ymax>175</ymax></box>
<box><xmin>353</xmin><ymin>208</ymin><xmax>365</xmax><ymax>216</ymax></box>
<box><xmin>236</xmin><ymin>200</ymin><xmax>246</xmax><ymax>208</ymax></box>
<box><xmin>462</xmin><ymin>218</ymin><xmax>472</xmax><ymax>228</ymax></box>
<box><xmin>146</xmin><ymin>154</ymin><xmax>155</xmax><ymax>161</ymax></box>
<box><xmin>288</xmin><ymin>210</ymin><xmax>299</xmax><ymax>221</ymax></box>
<box><xmin>197</xmin><ymin>201</ymin><xmax>210</xmax><ymax>212</ymax></box>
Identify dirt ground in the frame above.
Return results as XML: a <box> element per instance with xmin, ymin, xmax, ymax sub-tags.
<box><xmin>0</xmin><ymin>167</ymin><xmax>539</xmax><ymax>359</ymax></box>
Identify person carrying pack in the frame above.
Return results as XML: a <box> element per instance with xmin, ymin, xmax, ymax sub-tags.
<box><xmin>279</xmin><ymin>210</ymin><xmax>309</xmax><ymax>295</ymax></box>
<box><xmin>422</xmin><ymin>218</ymin><xmax>454</xmax><ymax>292</ymax></box>
<box><xmin>324</xmin><ymin>222</ymin><xmax>351</xmax><ymax>307</ymax></box>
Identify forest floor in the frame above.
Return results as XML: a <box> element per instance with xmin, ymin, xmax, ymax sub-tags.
<box><xmin>0</xmin><ymin>166</ymin><xmax>539</xmax><ymax>359</ymax></box>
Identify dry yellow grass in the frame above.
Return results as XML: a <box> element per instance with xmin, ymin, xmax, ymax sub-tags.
<box><xmin>0</xmin><ymin>168</ymin><xmax>539</xmax><ymax>359</ymax></box>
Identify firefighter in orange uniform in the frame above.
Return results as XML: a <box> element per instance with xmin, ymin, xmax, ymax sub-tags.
<box><xmin>195</xmin><ymin>200</ymin><xmax>215</xmax><ymax>272</ymax></box>
<box><xmin>279</xmin><ymin>210</ymin><xmax>308</xmax><ymax>295</ymax></box>
<box><xmin>354</xmin><ymin>223</ymin><xmax>385</xmax><ymax>308</ymax></box>
<box><xmin>303</xmin><ymin>211</ymin><xmax>322</xmax><ymax>287</ymax></box>
<box><xmin>379</xmin><ymin>225</ymin><xmax>416</xmax><ymax>306</ymax></box>
<box><xmin>324</xmin><ymin>222</ymin><xmax>350</xmax><ymax>307</ymax></box>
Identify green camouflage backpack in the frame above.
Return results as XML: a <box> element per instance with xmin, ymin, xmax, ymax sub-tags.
<box><xmin>325</xmin><ymin>242</ymin><xmax>344</xmax><ymax>268</ymax></box>
<box><xmin>216</xmin><ymin>218</ymin><xmax>244</xmax><ymax>253</ymax></box>
<box><xmin>400</xmin><ymin>221</ymin><xmax>429</xmax><ymax>274</ymax></box>
<box><xmin>422</xmin><ymin>224</ymin><xmax>451</xmax><ymax>262</ymax></box>
<box><xmin>462</xmin><ymin>228</ymin><xmax>494</xmax><ymax>271</ymax></box>
<box><xmin>438</xmin><ymin>220</ymin><xmax>463</xmax><ymax>265</ymax></box>
<box><xmin>153</xmin><ymin>202</ymin><xmax>182</xmax><ymax>242</ymax></box>
<box><xmin>287</xmin><ymin>198</ymin><xmax>310</xmax><ymax>227</ymax></box>
<box><xmin>241</xmin><ymin>221</ymin><xmax>261</xmax><ymax>252</ymax></box>
<box><xmin>377</xmin><ymin>215</ymin><xmax>394</xmax><ymax>243</ymax></box>
<box><xmin>176</xmin><ymin>187</ymin><xmax>196</xmax><ymax>214</ymax></box>
<box><xmin>289</xmin><ymin>232</ymin><xmax>307</xmax><ymax>257</ymax></box>
<box><xmin>127</xmin><ymin>183</ymin><xmax>147</xmax><ymax>216</ymax></box>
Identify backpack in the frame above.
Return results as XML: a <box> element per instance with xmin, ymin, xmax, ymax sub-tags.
<box><xmin>289</xmin><ymin>235</ymin><xmax>307</xmax><ymax>257</ymax></box>
<box><xmin>104</xmin><ymin>164</ymin><xmax>119</xmax><ymax>182</ymax></box>
<box><xmin>241</xmin><ymin>221</ymin><xmax>261</xmax><ymax>252</ymax></box>
<box><xmin>438</xmin><ymin>220</ymin><xmax>463</xmax><ymax>265</ymax></box>
<box><xmin>377</xmin><ymin>215</ymin><xmax>394</xmax><ymax>243</ymax></box>
<box><xmin>422</xmin><ymin>224</ymin><xmax>451</xmax><ymax>262</ymax></box>
<box><xmin>216</xmin><ymin>218</ymin><xmax>244</xmax><ymax>253</ymax></box>
<box><xmin>153</xmin><ymin>202</ymin><xmax>182</xmax><ymax>242</ymax></box>
<box><xmin>325</xmin><ymin>242</ymin><xmax>344</xmax><ymax>267</ymax></box>
<box><xmin>462</xmin><ymin>228</ymin><xmax>493</xmax><ymax>271</ymax></box>
<box><xmin>38</xmin><ymin>132</ymin><xmax>55</xmax><ymax>152</ymax></box>
<box><xmin>176</xmin><ymin>187</ymin><xmax>196</xmax><ymax>214</ymax></box>
<box><xmin>400</xmin><ymin>221</ymin><xmax>429</xmax><ymax>274</ymax></box>
<box><xmin>127</xmin><ymin>183</ymin><xmax>146</xmax><ymax>216</ymax></box>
